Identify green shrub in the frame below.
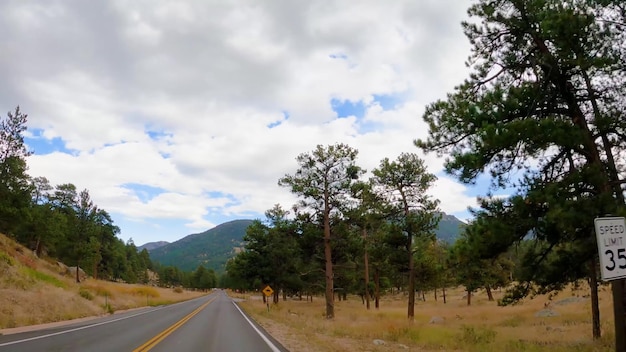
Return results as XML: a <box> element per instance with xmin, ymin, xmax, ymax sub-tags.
<box><xmin>460</xmin><ymin>325</ymin><xmax>497</xmax><ymax>345</ymax></box>
<box><xmin>103</xmin><ymin>303</ymin><xmax>114</xmax><ymax>314</ymax></box>
<box><xmin>79</xmin><ymin>288</ymin><xmax>94</xmax><ymax>300</ymax></box>
<box><xmin>0</xmin><ymin>251</ymin><xmax>14</xmax><ymax>266</ymax></box>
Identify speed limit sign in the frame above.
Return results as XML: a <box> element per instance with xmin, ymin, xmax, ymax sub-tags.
<box><xmin>595</xmin><ymin>217</ymin><xmax>626</xmax><ymax>281</ymax></box>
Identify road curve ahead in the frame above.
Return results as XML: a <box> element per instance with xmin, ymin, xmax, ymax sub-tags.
<box><xmin>0</xmin><ymin>290</ymin><xmax>287</xmax><ymax>352</ymax></box>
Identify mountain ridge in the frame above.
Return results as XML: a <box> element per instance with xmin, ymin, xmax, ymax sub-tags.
<box><xmin>434</xmin><ymin>213</ymin><xmax>466</xmax><ymax>244</ymax></box>
<box><xmin>137</xmin><ymin>241</ymin><xmax>169</xmax><ymax>252</ymax></box>
<box><xmin>148</xmin><ymin>214</ymin><xmax>466</xmax><ymax>272</ymax></box>
<box><xmin>148</xmin><ymin>219</ymin><xmax>254</xmax><ymax>272</ymax></box>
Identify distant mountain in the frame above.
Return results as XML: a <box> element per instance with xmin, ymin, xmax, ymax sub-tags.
<box><xmin>149</xmin><ymin>219</ymin><xmax>254</xmax><ymax>272</ymax></box>
<box><xmin>137</xmin><ymin>241</ymin><xmax>169</xmax><ymax>252</ymax></box>
<box><xmin>434</xmin><ymin>213</ymin><xmax>466</xmax><ymax>244</ymax></box>
<box><xmin>149</xmin><ymin>215</ymin><xmax>465</xmax><ymax>273</ymax></box>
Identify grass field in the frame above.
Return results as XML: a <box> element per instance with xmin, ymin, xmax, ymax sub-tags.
<box><xmin>236</xmin><ymin>285</ymin><xmax>616</xmax><ymax>352</ymax></box>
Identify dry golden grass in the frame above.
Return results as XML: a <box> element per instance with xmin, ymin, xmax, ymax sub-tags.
<box><xmin>236</xmin><ymin>285</ymin><xmax>616</xmax><ymax>352</ymax></box>
<box><xmin>0</xmin><ymin>234</ymin><xmax>206</xmax><ymax>330</ymax></box>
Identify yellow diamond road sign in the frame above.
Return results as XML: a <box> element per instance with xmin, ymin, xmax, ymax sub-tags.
<box><xmin>263</xmin><ymin>285</ymin><xmax>274</xmax><ymax>297</ymax></box>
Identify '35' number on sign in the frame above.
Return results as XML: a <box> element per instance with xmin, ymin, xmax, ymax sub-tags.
<box><xmin>605</xmin><ymin>248</ymin><xmax>626</xmax><ymax>271</ymax></box>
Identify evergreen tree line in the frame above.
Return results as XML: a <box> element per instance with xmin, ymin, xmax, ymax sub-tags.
<box><xmin>154</xmin><ymin>263</ymin><xmax>218</xmax><ymax>291</ymax></box>
<box><xmin>0</xmin><ymin>107</ymin><xmax>153</xmax><ymax>283</ymax></box>
<box><xmin>0</xmin><ymin>107</ymin><xmax>219</xmax><ymax>291</ymax></box>
<box><xmin>0</xmin><ymin>110</ymin><xmax>240</xmax><ymax>290</ymax></box>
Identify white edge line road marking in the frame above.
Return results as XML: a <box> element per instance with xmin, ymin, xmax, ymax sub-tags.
<box><xmin>0</xmin><ymin>293</ymin><xmax>216</xmax><ymax>347</ymax></box>
<box><xmin>232</xmin><ymin>301</ymin><xmax>282</xmax><ymax>352</ymax></box>
<box><xmin>0</xmin><ymin>306</ymin><xmax>170</xmax><ymax>347</ymax></box>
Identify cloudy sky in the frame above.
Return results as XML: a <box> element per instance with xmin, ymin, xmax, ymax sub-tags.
<box><xmin>1</xmin><ymin>0</ymin><xmax>502</xmax><ymax>246</ymax></box>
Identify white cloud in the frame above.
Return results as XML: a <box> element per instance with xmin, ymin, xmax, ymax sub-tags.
<box><xmin>428</xmin><ymin>177</ymin><xmax>479</xmax><ymax>214</ymax></box>
<box><xmin>3</xmin><ymin>0</ymin><xmax>478</xmax><ymax>244</ymax></box>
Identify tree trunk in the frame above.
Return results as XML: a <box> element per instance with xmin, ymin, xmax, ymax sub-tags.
<box><xmin>283</xmin><ymin>289</ymin><xmax>286</xmax><ymax>301</ymax></box>
<box><xmin>583</xmin><ymin>68</ymin><xmax>626</xmax><ymax>344</ymax></box>
<box><xmin>467</xmin><ymin>288</ymin><xmax>471</xmax><ymax>306</ymax></box>
<box><xmin>374</xmin><ymin>268</ymin><xmax>380</xmax><ymax>309</ymax></box>
<box><xmin>407</xmin><ymin>229</ymin><xmax>415</xmax><ymax>319</ymax></box>
<box><xmin>434</xmin><ymin>288</ymin><xmax>437</xmax><ymax>302</ymax></box>
<box><xmin>486</xmin><ymin>285</ymin><xmax>494</xmax><ymax>301</ymax></box>
<box><xmin>75</xmin><ymin>264</ymin><xmax>80</xmax><ymax>283</ymax></box>
<box><xmin>443</xmin><ymin>287</ymin><xmax>447</xmax><ymax>304</ymax></box>
<box><xmin>323</xmin><ymin>201</ymin><xmax>334</xmax><ymax>319</ymax></box>
<box><xmin>589</xmin><ymin>257</ymin><xmax>601</xmax><ymax>339</ymax></box>
<box><xmin>363</xmin><ymin>228</ymin><xmax>371</xmax><ymax>310</ymax></box>
<box><xmin>35</xmin><ymin>237</ymin><xmax>42</xmax><ymax>257</ymax></box>
<box><xmin>403</xmin><ymin>195</ymin><xmax>416</xmax><ymax>320</ymax></box>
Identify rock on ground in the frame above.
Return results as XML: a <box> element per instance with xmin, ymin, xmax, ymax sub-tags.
<box><xmin>535</xmin><ymin>309</ymin><xmax>560</xmax><ymax>317</ymax></box>
<box><xmin>429</xmin><ymin>316</ymin><xmax>445</xmax><ymax>324</ymax></box>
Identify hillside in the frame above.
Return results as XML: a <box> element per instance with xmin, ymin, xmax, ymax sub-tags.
<box><xmin>0</xmin><ymin>233</ymin><xmax>203</xmax><ymax>330</ymax></box>
<box><xmin>148</xmin><ymin>219</ymin><xmax>254</xmax><ymax>272</ymax></box>
<box><xmin>137</xmin><ymin>241</ymin><xmax>169</xmax><ymax>252</ymax></box>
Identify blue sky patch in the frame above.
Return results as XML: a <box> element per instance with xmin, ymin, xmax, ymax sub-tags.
<box><xmin>25</xmin><ymin>128</ymin><xmax>76</xmax><ymax>155</ymax></box>
<box><xmin>373</xmin><ymin>93</ymin><xmax>404</xmax><ymax>110</ymax></box>
<box><xmin>122</xmin><ymin>183</ymin><xmax>166</xmax><ymax>203</ymax></box>
<box><xmin>146</xmin><ymin>129</ymin><xmax>172</xmax><ymax>141</ymax></box>
<box><xmin>355</xmin><ymin>120</ymin><xmax>382</xmax><ymax>134</ymax></box>
<box><xmin>331</xmin><ymin>98</ymin><xmax>366</xmax><ymax>119</ymax></box>
<box><xmin>267</xmin><ymin>120</ymin><xmax>282</xmax><ymax>128</ymax></box>
<box><xmin>331</xmin><ymin>92</ymin><xmax>406</xmax><ymax>121</ymax></box>
<box><xmin>267</xmin><ymin>111</ymin><xmax>289</xmax><ymax>129</ymax></box>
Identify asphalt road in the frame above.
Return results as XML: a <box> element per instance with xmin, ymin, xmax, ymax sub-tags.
<box><xmin>0</xmin><ymin>290</ymin><xmax>287</xmax><ymax>352</ymax></box>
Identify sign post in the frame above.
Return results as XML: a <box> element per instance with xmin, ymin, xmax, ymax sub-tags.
<box><xmin>596</xmin><ymin>217</ymin><xmax>626</xmax><ymax>281</ymax></box>
<box><xmin>262</xmin><ymin>285</ymin><xmax>274</xmax><ymax>312</ymax></box>
<box><xmin>595</xmin><ymin>216</ymin><xmax>626</xmax><ymax>352</ymax></box>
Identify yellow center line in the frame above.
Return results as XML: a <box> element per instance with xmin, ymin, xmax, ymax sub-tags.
<box><xmin>133</xmin><ymin>297</ymin><xmax>216</xmax><ymax>352</ymax></box>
